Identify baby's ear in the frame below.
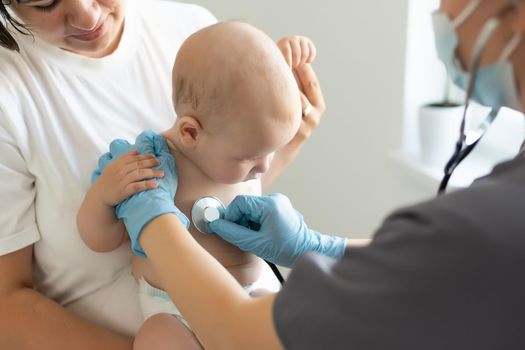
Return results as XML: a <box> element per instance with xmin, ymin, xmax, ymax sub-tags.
<box><xmin>176</xmin><ymin>115</ymin><xmax>203</xmax><ymax>148</ymax></box>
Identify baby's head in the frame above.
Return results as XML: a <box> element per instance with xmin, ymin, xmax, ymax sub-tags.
<box><xmin>167</xmin><ymin>22</ymin><xmax>302</xmax><ymax>184</ymax></box>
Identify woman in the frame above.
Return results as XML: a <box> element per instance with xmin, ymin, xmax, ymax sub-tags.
<box><xmin>107</xmin><ymin>0</ymin><xmax>525</xmax><ymax>348</ymax></box>
<box><xmin>0</xmin><ymin>1</ymin><xmax>322</xmax><ymax>348</ymax></box>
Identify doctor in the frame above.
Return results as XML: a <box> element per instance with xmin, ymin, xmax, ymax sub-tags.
<box><xmin>103</xmin><ymin>0</ymin><xmax>525</xmax><ymax>349</ymax></box>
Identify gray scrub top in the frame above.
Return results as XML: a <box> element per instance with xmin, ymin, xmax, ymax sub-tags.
<box><xmin>274</xmin><ymin>154</ymin><xmax>525</xmax><ymax>350</ymax></box>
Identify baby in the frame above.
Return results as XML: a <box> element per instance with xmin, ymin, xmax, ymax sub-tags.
<box><xmin>77</xmin><ymin>21</ymin><xmax>314</xmax><ymax>349</ymax></box>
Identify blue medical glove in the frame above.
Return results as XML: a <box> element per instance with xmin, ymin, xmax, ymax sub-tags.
<box><xmin>116</xmin><ymin>130</ymin><xmax>189</xmax><ymax>257</ymax></box>
<box><xmin>207</xmin><ymin>193</ymin><xmax>346</xmax><ymax>268</ymax></box>
<box><xmin>92</xmin><ymin>130</ymin><xmax>189</xmax><ymax>258</ymax></box>
<box><xmin>91</xmin><ymin>139</ymin><xmax>135</xmax><ymax>183</ymax></box>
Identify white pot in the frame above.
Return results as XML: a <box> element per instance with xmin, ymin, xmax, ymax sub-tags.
<box><xmin>419</xmin><ymin>104</ymin><xmax>464</xmax><ymax>168</ymax></box>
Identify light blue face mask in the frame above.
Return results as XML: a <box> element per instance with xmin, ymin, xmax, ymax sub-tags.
<box><xmin>432</xmin><ymin>0</ymin><xmax>522</xmax><ymax>111</ymax></box>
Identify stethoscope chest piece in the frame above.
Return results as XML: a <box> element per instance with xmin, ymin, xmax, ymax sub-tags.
<box><xmin>191</xmin><ymin>196</ymin><xmax>225</xmax><ymax>234</ymax></box>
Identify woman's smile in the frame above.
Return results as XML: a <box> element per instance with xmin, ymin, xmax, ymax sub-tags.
<box><xmin>68</xmin><ymin>18</ymin><xmax>106</xmax><ymax>42</ymax></box>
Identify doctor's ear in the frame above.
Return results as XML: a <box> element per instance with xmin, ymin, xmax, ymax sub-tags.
<box><xmin>175</xmin><ymin>116</ymin><xmax>203</xmax><ymax>148</ymax></box>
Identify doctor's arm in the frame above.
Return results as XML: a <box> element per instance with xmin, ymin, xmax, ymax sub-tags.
<box><xmin>136</xmin><ymin>194</ymin><xmax>348</xmax><ymax>348</ymax></box>
<box><xmin>139</xmin><ymin>214</ymin><xmax>284</xmax><ymax>350</ymax></box>
<box><xmin>138</xmin><ymin>201</ymin><xmax>358</xmax><ymax>349</ymax></box>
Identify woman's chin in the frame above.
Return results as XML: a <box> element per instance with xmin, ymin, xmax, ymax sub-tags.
<box><xmin>63</xmin><ymin>19</ymin><xmax>123</xmax><ymax>58</ymax></box>
<box><xmin>63</xmin><ymin>36</ymin><xmax>114</xmax><ymax>57</ymax></box>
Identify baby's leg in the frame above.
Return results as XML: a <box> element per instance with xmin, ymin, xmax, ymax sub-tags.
<box><xmin>134</xmin><ymin>313</ymin><xmax>202</xmax><ymax>350</ymax></box>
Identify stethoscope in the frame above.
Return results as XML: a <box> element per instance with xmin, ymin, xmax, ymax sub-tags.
<box><xmin>191</xmin><ymin>196</ymin><xmax>285</xmax><ymax>283</ymax></box>
<box><xmin>438</xmin><ymin>5</ymin><xmax>512</xmax><ymax>195</ymax></box>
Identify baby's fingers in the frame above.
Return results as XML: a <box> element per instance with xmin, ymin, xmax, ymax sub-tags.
<box><xmin>278</xmin><ymin>36</ymin><xmax>316</xmax><ymax>68</ymax></box>
<box><xmin>289</xmin><ymin>37</ymin><xmax>302</xmax><ymax>67</ymax></box>
<box><xmin>124</xmin><ymin>153</ymin><xmax>157</xmax><ymax>165</ymax></box>
<box><xmin>299</xmin><ymin>38</ymin><xmax>310</xmax><ymax>66</ymax></box>
<box><xmin>124</xmin><ymin>156</ymin><xmax>160</xmax><ymax>174</ymax></box>
<box><xmin>123</xmin><ymin>180</ymin><xmax>160</xmax><ymax>198</ymax></box>
<box><xmin>306</xmin><ymin>39</ymin><xmax>316</xmax><ymax>63</ymax></box>
<box><xmin>277</xmin><ymin>38</ymin><xmax>293</xmax><ymax>67</ymax></box>
<box><xmin>108</xmin><ymin>150</ymin><xmax>140</xmax><ymax>169</ymax></box>
<box><xmin>126</xmin><ymin>168</ymin><xmax>165</xmax><ymax>184</ymax></box>
<box><xmin>278</xmin><ymin>36</ymin><xmax>301</xmax><ymax>67</ymax></box>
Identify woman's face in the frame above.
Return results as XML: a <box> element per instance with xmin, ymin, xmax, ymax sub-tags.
<box><xmin>10</xmin><ymin>0</ymin><xmax>126</xmax><ymax>58</ymax></box>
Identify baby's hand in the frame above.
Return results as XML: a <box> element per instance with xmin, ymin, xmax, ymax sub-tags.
<box><xmin>277</xmin><ymin>35</ymin><xmax>316</xmax><ymax>69</ymax></box>
<box><xmin>277</xmin><ymin>36</ymin><xmax>321</xmax><ymax>119</ymax></box>
<box><xmin>94</xmin><ymin>150</ymin><xmax>164</xmax><ymax>207</ymax></box>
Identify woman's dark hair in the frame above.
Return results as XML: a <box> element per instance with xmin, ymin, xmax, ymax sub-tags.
<box><xmin>0</xmin><ymin>1</ymin><xmax>31</xmax><ymax>52</ymax></box>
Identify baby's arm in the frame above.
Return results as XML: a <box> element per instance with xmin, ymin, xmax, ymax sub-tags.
<box><xmin>263</xmin><ymin>36</ymin><xmax>321</xmax><ymax>187</ymax></box>
<box><xmin>77</xmin><ymin>150</ymin><xmax>163</xmax><ymax>252</ymax></box>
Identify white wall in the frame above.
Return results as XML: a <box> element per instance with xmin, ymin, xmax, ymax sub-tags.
<box><xmin>403</xmin><ymin>0</ymin><xmax>443</xmax><ymax>157</ymax></box>
<box><xmin>185</xmin><ymin>0</ymin><xmax>435</xmax><ymax>238</ymax></box>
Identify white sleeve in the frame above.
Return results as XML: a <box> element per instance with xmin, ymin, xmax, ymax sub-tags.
<box><xmin>0</xmin><ymin>105</ymin><xmax>40</xmax><ymax>256</ymax></box>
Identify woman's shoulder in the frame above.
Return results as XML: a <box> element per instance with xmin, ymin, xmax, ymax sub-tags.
<box><xmin>0</xmin><ymin>37</ymin><xmax>42</xmax><ymax>125</ymax></box>
<box><xmin>0</xmin><ymin>31</ymin><xmax>40</xmax><ymax>85</ymax></box>
<box><xmin>0</xmin><ymin>47</ymin><xmax>25</xmax><ymax>104</ymax></box>
<box><xmin>0</xmin><ymin>45</ymin><xmax>25</xmax><ymax>80</ymax></box>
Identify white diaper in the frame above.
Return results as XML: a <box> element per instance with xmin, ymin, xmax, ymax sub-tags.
<box><xmin>137</xmin><ymin>262</ymin><xmax>281</xmax><ymax>328</ymax></box>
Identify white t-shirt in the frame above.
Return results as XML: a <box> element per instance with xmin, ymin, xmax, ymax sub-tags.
<box><xmin>0</xmin><ymin>0</ymin><xmax>216</xmax><ymax>336</ymax></box>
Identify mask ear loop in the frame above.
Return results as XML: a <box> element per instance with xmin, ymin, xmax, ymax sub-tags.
<box><xmin>453</xmin><ymin>0</ymin><xmax>483</xmax><ymax>28</ymax></box>
<box><xmin>498</xmin><ymin>32</ymin><xmax>522</xmax><ymax>62</ymax></box>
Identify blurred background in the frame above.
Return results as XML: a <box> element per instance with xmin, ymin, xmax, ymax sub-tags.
<box><xmin>184</xmin><ymin>0</ymin><xmax>525</xmax><ymax>242</ymax></box>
